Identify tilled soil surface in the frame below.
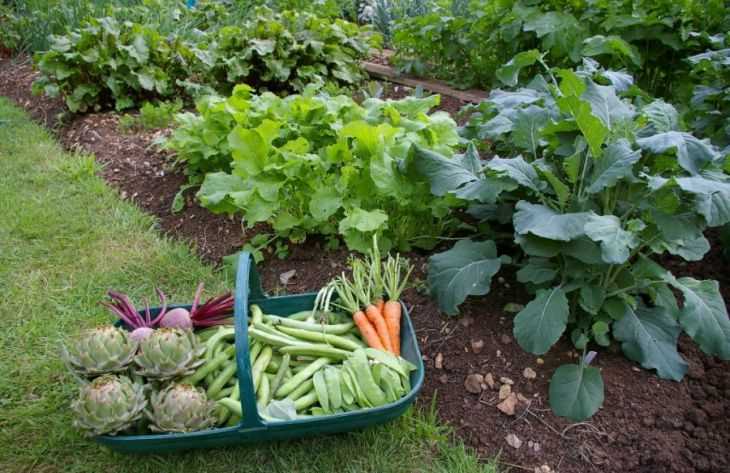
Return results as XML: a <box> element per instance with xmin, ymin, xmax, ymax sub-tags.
<box><xmin>2</xmin><ymin>56</ymin><xmax>729</xmax><ymax>473</ymax></box>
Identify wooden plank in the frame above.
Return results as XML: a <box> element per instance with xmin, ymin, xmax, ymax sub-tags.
<box><xmin>361</xmin><ymin>60</ymin><xmax>488</xmax><ymax>104</ymax></box>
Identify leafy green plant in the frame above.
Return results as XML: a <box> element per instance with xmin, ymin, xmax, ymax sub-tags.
<box><xmin>165</xmin><ymin>84</ymin><xmax>461</xmax><ymax>253</ymax></box>
<box><xmin>416</xmin><ymin>60</ymin><xmax>730</xmax><ymax>420</ymax></box>
<box><xmin>33</xmin><ymin>16</ymin><xmax>195</xmax><ymax>112</ymax></box>
<box><xmin>391</xmin><ymin>0</ymin><xmax>730</xmax><ymax>95</ymax></box>
<box><xmin>685</xmin><ymin>34</ymin><xmax>730</xmax><ymax>151</ymax></box>
<box><xmin>193</xmin><ymin>7</ymin><xmax>378</xmax><ymax>94</ymax></box>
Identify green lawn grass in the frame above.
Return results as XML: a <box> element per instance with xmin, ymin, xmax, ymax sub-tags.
<box><xmin>0</xmin><ymin>98</ymin><xmax>496</xmax><ymax>473</ymax></box>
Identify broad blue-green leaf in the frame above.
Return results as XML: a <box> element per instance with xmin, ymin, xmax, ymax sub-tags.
<box><xmin>636</xmin><ymin>132</ymin><xmax>719</xmax><ymax>175</ymax></box>
<box><xmin>582</xmin><ymin>35</ymin><xmax>641</xmax><ymax>67</ymax></box>
<box><xmin>549</xmin><ymin>363</ymin><xmax>604</xmax><ymax>421</ymax></box>
<box><xmin>669</xmin><ymin>277</ymin><xmax>730</xmax><ymax>359</ymax></box>
<box><xmin>516</xmin><ymin>258</ymin><xmax>558</xmax><ymax>284</ymax></box>
<box><xmin>585</xmin><ymin>139</ymin><xmax>640</xmax><ymax>194</ymax></box>
<box><xmin>487</xmin><ymin>156</ymin><xmax>543</xmax><ymax>192</ymax></box>
<box><xmin>511</xmin><ymin>105</ymin><xmax>548</xmax><ymax>157</ymax></box>
<box><xmin>514</xmin><ymin>287</ymin><xmax>569</xmax><ymax>354</ymax></box>
<box><xmin>674</xmin><ymin>177</ymin><xmax>730</xmax><ymax>226</ymax></box>
<box><xmin>641</xmin><ymin>100</ymin><xmax>679</xmax><ymax>133</ymax></box>
<box><xmin>584</xmin><ymin>213</ymin><xmax>638</xmax><ymax>264</ymax></box>
<box><xmin>579</xmin><ymin>285</ymin><xmax>605</xmax><ymax>315</ymax></box>
<box><xmin>428</xmin><ymin>239</ymin><xmax>504</xmax><ymax>316</ymax></box>
<box><xmin>613</xmin><ymin>304</ymin><xmax>688</xmax><ymax>381</ymax></box>
<box><xmin>496</xmin><ymin>50</ymin><xmax>541</xmax><ymax>87</ymax></box>
<box><xmin>338</xmin><ymin>208</ymin><xmax>388</xmax><ymax>233</ymax></box>
<box><xmin>665</xmin><ymin>234</ymin><xmax>711</xmax><ymax>261</ymax></box>
<box><xmin>582</xmin><ymin>81</ymin><xmax>635</xmax><ymax>128</ymax></box>
<box><xmin>309</xmin><ymin>187</ymin><xmax>342</xmax><ymax>221</ymax></box>
<box><xmin>414</xmin><ymin>145</ymin><xmax>513</xmax><ymax>204</ymax></box>
<box><xmin>556</xmin><ymin>95</ymin><xmax>608</xmax><ymax>157</ymax></box>
<box><xmin>514</xmin><ymin>201</ymin><xmax>589</xmax><ymax>241</ymax></box>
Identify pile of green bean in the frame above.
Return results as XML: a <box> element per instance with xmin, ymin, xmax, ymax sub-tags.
<box><xmin>182</xmin><ymin>326</ymin><xmax>243</xmax><ymax>426</ymax></box>
<box><xmin>249</xmin><ymin>305</ymin><xmax>416</xmax><ymax>418</ymax></box>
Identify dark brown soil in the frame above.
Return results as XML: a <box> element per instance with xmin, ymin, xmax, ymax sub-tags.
<box><xmin>2</xmin><ymin>56</ymin><xmax>729</xmax><ymax>473</ymax></box>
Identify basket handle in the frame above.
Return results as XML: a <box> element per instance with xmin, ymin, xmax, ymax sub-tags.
<box><xmin>233</xmin><ymin>252</ymin><xmax>264</xmax><ymax>429</ymax></box>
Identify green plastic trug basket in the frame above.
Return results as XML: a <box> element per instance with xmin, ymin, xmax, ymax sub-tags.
<box><xmin>97</xmin><ymin>252</ymin><xmax>425</xmax><ymax>452</ymax></box>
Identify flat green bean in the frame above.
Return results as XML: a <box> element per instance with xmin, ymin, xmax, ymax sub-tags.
<box><xmin>276</xmin><ymin>357</ymin><xmax>330</xmax><ymax>398</ymax></box>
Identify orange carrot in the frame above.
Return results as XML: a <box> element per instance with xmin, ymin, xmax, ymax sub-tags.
<box><xmin>383</xmin><ymin>300</ymin><xmax>401</xmax><ymax>356</ymax></box>
<box><xmin>365</xmin><ymin>304</ymin><xmax>393</xmax><ymax>353</ymax></box>
<box><xmin>376</xmin><ymin>298</ymin><xmax>385</xmax><ymax>314</ymax></box>
<box><xmin>353</xmin><ymin>310</ymin><xmax>384</xmax><ymax>350</ymax></box>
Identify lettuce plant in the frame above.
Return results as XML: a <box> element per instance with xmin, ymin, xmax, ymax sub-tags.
<box><xmin>166</xmin><ymin>84</ymin><xmax>461</xmax><ymax>253</ymax></box>
<box><xmin>416</xmin><ymin>59</ymin><xmax>730</xmax><ymax>421</ymax></box>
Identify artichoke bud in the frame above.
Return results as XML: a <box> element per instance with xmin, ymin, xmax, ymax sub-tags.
<box><xmin>146</xmin><ymin>384</ymin><xmax>218</xmax><ymax>433</ymax></box>
<box><xmin>134</xmin><ymin>328</ymin><xmax>204</xmax><ymax>380</ymax></box>
<box><xmin>62</xmin><ymin>326</ymin><xmax>137</xmax><ymax>378</ymax></box>
<box><xmin>71</xmin><ymin>374</ymin><xmax>146</xmax><ymax>436</ymax></box>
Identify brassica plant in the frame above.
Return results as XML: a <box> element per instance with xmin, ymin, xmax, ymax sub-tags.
<box><xmin>416</xmin><ymin>57</ymin><xmax>730</xmax><ymax>421</ymax></box>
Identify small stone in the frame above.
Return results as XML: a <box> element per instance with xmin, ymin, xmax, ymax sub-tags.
<box><xmin>517</xmin><ymin>393</ymin><xmax>529</xmax><ymax>403</ymax></box>
<box><xmin>500</xmin><ymin>334</ymin><xmax>512</xmax><ymax>344</ymax></box>
<box><xmin>505</xmin><ymin>433</ymin><xmax>522</xmax><ymax>449</ymax></box>
<box><xmin>464</xmin><ymin>374</ymin><xmax>484</xmax><ymax>394</ymax></box>
<box><xmin>523</xmin><ymin>367</ymin><xmax>537</xmax><ymax>379</ymax></box>
<box><xmin>504</xmin><ymin>283</ymin><xmax>511</xmax><ymax>289</ymax></box>
<box><xmin>434</xmin><ymin>352</ymin><xmax>444</xmax><ymax>370</ymax></box>
<box><xmin>632</xmin><ymin>367</ymin><xmax>641</xmax><ymax>372</ymax></box>
<box><xmin>536</xmin><ymin>358</ymin><xmax>544</xmax><ymax>365</ymax></box>
<box><xmin>535</xmin><ymin>466</ymin><xmax>552</xmax><ymax>473</ymax></box>
<box><xmin>279</xmin><ymin>269</ymin><xmax>297</xmax><ymax>285</ymax></box>
<box><xmin>500</xmin><ymin>377</ymin><xmax>514</xmax><ymax>385</ymax></box>
<box><xmin>496</xmin><ymin>350</ymin><xmax>501</xmax><ymax>357</ymax></box>
<box><xmin>532</xmin><ymin>442</ymin><xmax>541</xmax><ymax>452</ymax></box>
<box><xmin>499</xmin><ymin>384</ymin><xmax>512</xmax><ymax>400</ymax></box>
<box><xmin>497</xmin><ymin>277</ymin><xmax>505</xmax><ymax>284</ymax></box>
<box><xmin>484</xmin><ymin>373</ymin><xmax>495</xmax><ymax>389</ymax></box>
<box><xmin>439</xmin><ymin>374</ymin><xmax>448</xmax><ymax>384</ymax></box>
<box><xmin>459</xmin><ymin>316</ymin><xmax>474</xmax><ymax>327</ymax></box>
<box><xmin>498</xmin><ymin>394</ymin><xmax>518</xmax><ymax>416</ymax></box>
<box><xmin>471</xmin><ymin>339</ymin><xmax>485</xmax><ymax>354</ymax></box>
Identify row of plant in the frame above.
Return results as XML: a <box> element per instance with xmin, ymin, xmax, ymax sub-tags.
<box><xmin>26</xmin><ymin>2</ymin><xmax>377</xmax><ymax>112</ymax></box>
<box><xmin>413</xmin><ymin>58</ymin><xmax>730</xmax><ymax>420</ymax></box>
<box><xmin>165</xmin><ymin>84</ymin><xmax>461</xmax><ymax>253</ymax></box>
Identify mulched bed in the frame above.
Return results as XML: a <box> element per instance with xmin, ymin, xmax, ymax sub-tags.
<box><xmin>2</xmin><ymin>56</ymin><xmax>729</xmax><ymax>473</ymax></box>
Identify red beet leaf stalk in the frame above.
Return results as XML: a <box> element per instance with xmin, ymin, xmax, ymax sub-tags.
<box><xmin>102</xmin><ymin>289</ymin><xmax>167</xmax><ymax>341</ymax></box>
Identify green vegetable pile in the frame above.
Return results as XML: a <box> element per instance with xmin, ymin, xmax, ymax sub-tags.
<box><xmin>247</xmin><ymin>305</ymin><xmax>416</xmax><ymax>419</ymax></box>
<box><xmin>166</xmin><ymin>84</ymin><xmax>461</xmax><ymax>253</ymax></box>
<box><xmin>416</xmin><ymin>59</ymin><xmax>730</xmax><ymax>421</ymax></box>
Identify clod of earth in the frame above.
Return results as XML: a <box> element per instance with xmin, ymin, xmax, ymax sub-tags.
<box><xmin>523</xmin><ymin>367</ymin><xmax>537</xmax><ymax>379</ymax></box>
<box><xmin>279</xmin><ymin>269</ymin><xmax>296</xmax><ymax>285</ymax></box>
<box><xmin>505</xmin><ymin>433</ymin><xmax>522</xmax><ymax>449</ymax></box>
<box><xmin>464</xmin><ymin>374</ymin><xmax>484</xmax><ymax>394</ymax></box>
<box><xmin>471</xmin><ymin>339</ymin><xmax>485</xmax><ymax>354</ymax></box>
<box><xmin>497</xmin><ymin>393</ymin><xmax>518</xmax><ymax>416</ymax></box>
<box><xmin>500</xmin><ymin>334</ymin><xmax>512</xmax><ymax>344</ymax></box>
<box><xmin>499</xmin><ymin>384</ymin><xmax>511</xmax><ymax>400</ymax></box>
<box><xmin>500</xmin><ymin>376</ymin><xmax>514</xmax><ymax>385</ymax></box>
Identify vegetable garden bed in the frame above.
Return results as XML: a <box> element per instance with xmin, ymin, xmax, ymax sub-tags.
<box><xmin>1</xmin><ymin>56</ymin><xmax>729</xmax><ymax>473</ymax></box>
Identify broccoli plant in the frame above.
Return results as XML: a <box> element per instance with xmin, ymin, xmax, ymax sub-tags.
<box><xmin>414</xmin><ymin>56</ymin><xmax>730</xmax><ymax>421</ymax></box>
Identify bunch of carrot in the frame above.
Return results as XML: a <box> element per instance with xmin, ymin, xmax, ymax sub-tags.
<box><xmin>334</xmin><ymin>239</ymin><xmax>413</xmax><ymax>356</ymax></box>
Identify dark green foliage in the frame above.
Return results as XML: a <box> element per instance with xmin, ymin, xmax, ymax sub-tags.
<box><xmin>417</xmin><ymin>61</ymin><xmax>730</xmax><ymax>420</ymax></box>
<box><xmin>32</xmin><ymin>17</ymin><xmax>195</xmax><ymax>112</ymax></box>
<box><xmin>392</xmin><ymin>0</ymin><xmax>730</xmax><ymax>95</ymax></box>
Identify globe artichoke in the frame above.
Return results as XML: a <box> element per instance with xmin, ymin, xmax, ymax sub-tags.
<box><xmin>146</xmin><ymin>384</ymin><xmax>218</xmax><ymax>433</ymax></box>
<box><xmin>71</xmin><ymin>374</ymin><xmax>146</xmax><ymax>436</ymax></box>
<box><xmin>134</xmin><ymin>328</ymin><xmax>204</xmax><ymax>380</ymax></box>
<box><xmin>62</xmin><ymin>326</ymin><xmax>137</xmax><ymax>378</ymax></box>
